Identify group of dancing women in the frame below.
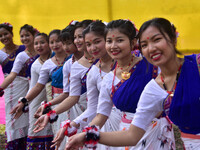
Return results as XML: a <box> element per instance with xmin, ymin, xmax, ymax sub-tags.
<box><xmin>0</xmin><ymin>17</ymin><xmax>199</xmax><ymax>150</ymax></box>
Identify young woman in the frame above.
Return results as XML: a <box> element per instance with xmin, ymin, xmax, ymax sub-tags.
<box><xmin>66</xmin><ymin>18</ymin><xmax>200</xmax><ymax>150</ymax></box>
<box><xmin>0</xmin><ymin>24</ymin><xmax>38</xmax><ymax>149</ymax></box>
<box><xmin>26</xmin><ymin>33</ymin><xmax>53</xmax><ymax>149</ymax></box>
<box><xmin>51</xmin><ymin>20</ymin><xmax>123</xmax><ymax>150</ymax></box>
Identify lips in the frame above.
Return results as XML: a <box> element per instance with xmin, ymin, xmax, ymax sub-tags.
<box><xmin>92</xmin><ymin>51</ymin><xmax>99</xmax><ymax>55</ymax></box>
<box><xmin>111</xmin><ymin>50</ymin><xmax>120</xmax><ymax>55</ymax></box>
<box><xmin>151</xmin><ymin>53</ymin><xmax>161</xmax><ymax>61</ymax></box>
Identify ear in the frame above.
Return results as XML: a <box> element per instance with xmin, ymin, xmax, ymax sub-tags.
<box><xmin>130</xmin><ymin>38</ymin><xmax>137</xmax><ymax>48</ymax></box>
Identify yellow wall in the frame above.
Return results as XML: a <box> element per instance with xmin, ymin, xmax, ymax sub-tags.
<box><xmin>0</xmin><ymin>0</ymin><xmax>200</xmax><ymax>54</ymax></box>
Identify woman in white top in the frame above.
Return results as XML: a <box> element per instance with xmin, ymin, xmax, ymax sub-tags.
<box><xmin>66</xmin><ymin>18</ymin><xmax>200</xmax><ymax>150</ymax></box>
<box><xmin>26</xmin><ymin>33</ymin><xmax>53</xmax><ymax>149</ymax></box>
<box><xmin>0</xmin><ymin>24</ymin><xmax>38</xmax><ymax>149</ymax></box>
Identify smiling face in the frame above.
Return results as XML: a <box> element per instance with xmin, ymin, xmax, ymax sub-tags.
<box><xmin>20</xmin><ymin>29</ymin><xmax>34</xmax><ymax>47</ymax></box>
<box><xmin>140</xmin><ymin>26</ymin><xmax>176</xmax><ymax>67</ymax></box>
<box><xmin>74</xmin><ymin>27</ymin><xmax>86</xmax><ymax>52</ymax></box>
<box><xmin>62</xmin><ymin>40</ymin><xmax>77</xmax><ymax>55</ymax></box>
<box><xmin>105</xmin><ymin>28</ymin><xmax>133</xmax><ymax>60</ymax></box>
<box><xmin>49</xmin><ymin>33</ymin><xmax>63</xmax><ymax>53</ymax></box>
<box><xmin>0</xmin><ymin>28</ymin><xmax>13</xmax><ymax>46</ymax></box>
<box><xmin>85</xmin><ymin>32</ymin><xmax>106</xmax><ymax>59</ymax></box>
<box><xmin>34</xmin><ymin>35</ymin><xmax>50</xmax><ymax>56</ymax></box>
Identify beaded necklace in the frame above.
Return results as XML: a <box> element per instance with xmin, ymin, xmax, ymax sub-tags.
<box><xmin>84</xmin><ymin>54</ymin><xmax>94</xmax><ymax>63</ymax></box>
<box><xmin>160</xmin><ymin>64</ymin><xmax>182</xmax><ymax>97</ymax></box>
<box><xmin>99</xmin><ymin>59</ymin><xmax>114</xmax><ymax>79</ymax></box>
<box><xmin>39</xmin><ymin>52</ymin><xmax>51</xmax><ymax>64</ymax></box>
<box><xmin>55</xmin><ymin>55</ymin><xmax>66</xmax><ymax>66</ymax></box>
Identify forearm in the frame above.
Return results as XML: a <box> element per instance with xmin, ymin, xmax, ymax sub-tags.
<box><xmin>50</xmin><ymin>92</ymin><xmax>69</xmax><ymax>106</ymax></box>
<box><xmin>1</xmin><ymin>72</ymin><xmax>17</xmax><ymax>89</ymax></box>
<box><xmin>54</xmin><ymin>95</ymin><xmax>79</xmax><ymax>115</ymax></box>
<box><xmin>99</xmin><ymin>125</ymin><xmax>145</xmax><ymax>147</ymax></box>
<box><xmin>89</xmin><ymin>113</ymin><xmax>108</xmax><ymax>128</ymax></box>
<box><xmin>25</xmin><ymin>83</ymin><xmax>45</xmax><ymax>101</ymax></box>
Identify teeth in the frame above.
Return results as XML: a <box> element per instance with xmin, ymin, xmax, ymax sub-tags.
<box><xmin>152</xmin><ymin>54</ymin><xmax>160</xmax><ymax>59</ymax></box>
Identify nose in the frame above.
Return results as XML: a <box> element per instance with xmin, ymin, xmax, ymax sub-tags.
<box><xmin>111</xmin><ymin>41</ymin><xmax>117</xmax><ymax>48</ymax></box>
<box><xmin>91</xmin><ymin>44</ymin><xmax>96</xmax><ymax>51</ymax></box>
<box><xmin>148</xmin><ymin>43</ymin><xmax>156</xmax><ymax>52</ymax></box>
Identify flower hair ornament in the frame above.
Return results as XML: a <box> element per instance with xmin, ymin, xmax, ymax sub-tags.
<box><xmin>2</xmin><ymin>22</ymin><xmax>13</xmax><ymax>28</ymax></box>
<box><xmin>69</xmin><ymin>20</ymin><xmax>78</xmax><ymax>25</ymax></box>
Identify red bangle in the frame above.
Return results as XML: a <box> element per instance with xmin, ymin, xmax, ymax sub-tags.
<box><xmin>60</xmin><ymin>120</ymin><xmax>77</xmax><ymax>137</ymax></box>
<box><xmin>82</xmin><ymin>125</ymin><xmax>100</xmax><ymax>149</ymax></box>
<box><xmin>47</xmin><ymin>110</ymin><xmax>58</xmax><ymax>123</ymax></box>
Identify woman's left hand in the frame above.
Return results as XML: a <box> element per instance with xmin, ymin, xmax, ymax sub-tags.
<box><xmin>9</xmin><ymin>102</ymin><xmax>24</xmax><ymax>119</ymax></box>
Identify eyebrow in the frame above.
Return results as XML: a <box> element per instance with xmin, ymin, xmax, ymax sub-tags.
<box><xmin>140</xmin><ymin>33</ymin><xmax>161</xmax><ymax>43</ymax></box>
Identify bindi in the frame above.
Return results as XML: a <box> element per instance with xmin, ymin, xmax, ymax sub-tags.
<box><xmin>112</xmin><ymin>35</ymin><xmax>115</xmax><ymax>37</ymax></box>
<box><xmin>147</xmin><ymin>37</ymin><xmax>149</xmax><ymax>39</ymax></box>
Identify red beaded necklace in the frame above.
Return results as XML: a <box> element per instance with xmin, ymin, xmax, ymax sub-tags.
<box><xmin>84</xmin><ymin>54</ymin><xmax>94</xmax><ymax>63</ymax></box>
<box><xmin>160</xmin><ymin>64</ymin><xmax>182</xmax><ymax>96</ymax></box>
<box><xmin>55</xmin><ymin>55</ymin><xmax>66</xmax><ymax>66</ymax></box>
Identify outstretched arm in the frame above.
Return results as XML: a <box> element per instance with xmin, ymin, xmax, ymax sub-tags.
<box><xmin>1</xmin><ymin>72</ymin><xmax>17</xmax><ymax>89</ymax></box>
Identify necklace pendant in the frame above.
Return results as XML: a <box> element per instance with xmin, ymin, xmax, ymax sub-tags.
<box><xmin>89</xmin><ymin>60</ymin><xmax>93</xmax><ymax>63</ymax></box>
<box><xmin>121</xmin><ymin>71</ymin><xmax>131</xmax><ymax>80</ymax></box>
<box><xmin>169</xmin><ymin>93</ymin><xmax>174</xmax><ymax>97</ymax></box>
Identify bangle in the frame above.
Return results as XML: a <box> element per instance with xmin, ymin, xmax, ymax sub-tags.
<box><xmin>18</xmin><ymin>97</ymin><xmax>29</xmax><ymax>113</ymax></box>
<box><xmin>0</xmin><ymin>87</ymin><xmax>4</xmax><ymax>97</ymax></box>
<box><xmin>82</xmin><ymin>125</ymin><xmax>100</xmax><ymax>149</ymax></box>
<box><xmin>41</xmin><ymin>101</ymin><xmax>47</xmax><ymax>106</ymax></box>
<box><xmin>18</xmin><ymin>97</ymin><xmax>28</xmax><ymax>104</ymax></box>
<box><xmin>60</xmin><ymin>120</ymin><xmax>77</xmax><ymax>137</ymax></box>
<box><xmin>42</xmin><ymin>102</ymin><xmax>52</xmax><ymax>115</ymax></box>
<box><xmin>47</xmin><ymin>110</ymin><xmax>58</xmax><ymax>123</ymax></box>
<box><xmin>22</xmin><ymin>103</ymin><xmax>29</xmax><ymax>113</ymax></box>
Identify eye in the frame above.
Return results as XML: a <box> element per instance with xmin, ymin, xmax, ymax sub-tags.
<box><xmin>117</xmin><ymin>39</ymin><xmax>124</xmax><ymax>43</ymax></box>
<box><xmin>86</xmin><ymin>43</ymin><xmax>91</xmax><ymax>47</ymax></box>
<box><xmin>141</xmin><ymin>43</ymin><xmax>147</xmax><ymax>49</ymax></box>
<box><xmin>94</xmin><ymin>40</ymin><xmax>101</xmax><ymax>44</ymax></box>
<box><xmin>154</xmin><ymin>38</ymin><xmax>161</xmax><ymax>42</ymax></box>
<box><xmin>106</xmin><ymin>39</ymin><xmax>112</xmax><ymax>44</ymax></box>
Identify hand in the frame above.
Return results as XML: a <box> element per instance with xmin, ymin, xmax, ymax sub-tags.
<box><xmin>34</xmin><ymin>105</ymin><xmax>44</xmax><ymax>118</ymax></box>
<box><xmin>33</xmin><ymin>114</ymin><xmax>49</xmax><ymax>133</ymax></box>
<box><xmin>9</xmin><ymin>102</ymin><xmax>24</xmax><ymax>119</ymax></box>
<box><xmin>65</xmin><ymin>132</ymin><xmax>86</xmax><ymax>150</ymax></box>
<box><xmin>51</xmin><ymin>127</ymin><xmax>66</xmax><ymax>150</ymax></box>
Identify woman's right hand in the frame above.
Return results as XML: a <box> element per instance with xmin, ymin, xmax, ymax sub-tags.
<box><xmin>51</xmin><ymin>127</ymin><xmax>66</xmax><ymax>150</ymax></box>
<box><xmin>34</xmin><ymin>105</ymin><xmax>44</xmax><ymax>118</ymax></box>
<box><xmin>33</xmin><ymin>114</ymin><xmax>49</xmax><ymax>133</ymax></box>
<box><xmin>65</xmin><ymin>132</ymin><xmax>86</xmax><ymax>150</ymax></box>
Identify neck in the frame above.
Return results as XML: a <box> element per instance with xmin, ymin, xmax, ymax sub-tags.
<box><xmin>4</xmin><ymin>43</ymin><xmax>17</xmax><ymax>52</ymax></box>
<box><xmin>117</xmin><ymin>52</ymin><xmax>133</xmax><ymax>67</ymax></box>
<box><xmin>26</xmin><ymin>45</ymin><xmax>35</xmax><ymax>53</ymax></box>
<box><xmin>84</xmin><ymin>50</ymin><xmax>93</xmax><ymax>59</ymax></box>
<box><xmin>55</xmin><ymin>50</ymin><xmax>67</xmax><ymax>58</ymax></box>
<box><xmin>160</xmin><ymin>56</ymin><xmax>182</xmax><ymax>77</ymax></box>
<box><xmin>100</xmin><ymin>53</ymin><xmax>112</xmax><ymax>63</ymax></box>
<box><xmin>74</xmin><ymin>51</ymin><xmax>83</xmax><ymax>60</ymax></box>
<box><xmin>40</xmin><ymin>51</ymin><xmax>51</xmax><ymax>61</ymax></box>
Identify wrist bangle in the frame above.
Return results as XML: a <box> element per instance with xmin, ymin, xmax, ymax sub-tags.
<box><xmin>82</xmin><ymin>125</ymin><xmax>100</xmax><ymax>149</ymax></box>
<box><xmin>47</xmin><ymin>110</ymin><xmax>58</xmax><ymax>123</ymax></box>
<box><xmin>60</xmin><ymin>120</ymin><xmax>77</xmax><ymax>137</ymax></box>
<box><xmin>42</xmin><ymin>102</ymin><xmax>52</xmax><ymax>115</ymax></box>
<box><xmin>0</xmin><ymin>87</ymin><xmax>4</xmax><ymax>97</ymax></box>
<box><xmin>41</xmin><ymin>101</ymin><xmax>47</xmax><ymax>106</ymax></box>
<box><xmin>18</xmin><ymin>97</ymin><xmax>28</xmax><ymax>104</ymax></box>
